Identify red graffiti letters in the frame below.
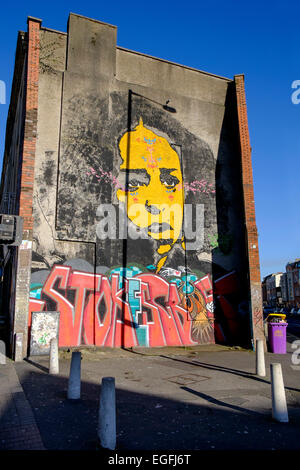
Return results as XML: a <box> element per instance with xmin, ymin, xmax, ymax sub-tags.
<box><xmin>28</xmin><ymin>266</ymin><xmax>243</xmax><ymax>348</ymax></box>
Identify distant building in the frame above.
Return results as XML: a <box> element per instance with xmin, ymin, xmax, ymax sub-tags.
<box><xmin>262</xmin><ymin>274</ymin><xmax>272</xmax><ymax>305</ymax></box>
<box><xmin>281</xmin><ymin>272</ymin><xmax>288</xmax><ymax>304</ymax></box>
<box><xmin>265</xmin><ymin>273</ymin><xmax>284</xmax><ymax>307</ymax></box>
<box><xmin>286</xmin><ymin>259</ymin><xmax>300</xmax><ymax>308</ymax></box>
<box><xmin>262</xmin><ymin>260</ymin><xmax>300</xmax><ymax>309</ymax></box>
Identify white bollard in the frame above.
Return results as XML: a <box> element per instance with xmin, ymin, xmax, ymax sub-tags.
<box><xmin>49</xmin><ymin>338</ymin><xmax>59</xmax><ymax>375</ymax></box>
<box><xmin>14</xmin><ymin>332</ymin><xmax>23</xmax><ymax>362</ymax></box>
<box><xmin>98</xmin><ymin>377</ymin><xmax>116</xmax><ymax>450</ymax></box>
<box><xmin>256</xmin><ymin>339</ymin><xmax>266</xmax><ymax>377</ymax></box>
<box><xmin>270</xmin><ymin>363</ymin><xmax>289</xmax><ymax>423</ymax></box>
<box><xmin>0</xmin><ymin>340</ymin><xmax>6</xmax><ymax>365</ymax></box>
<box><xmin>67</xmin><ymin>351</ymin><xmax>81</xmax><ymax>400</ymax></box>
<box><xmin>264</xmin><ymin>322</ymin><xmax>268</xmax><ymax>339</ymax></box>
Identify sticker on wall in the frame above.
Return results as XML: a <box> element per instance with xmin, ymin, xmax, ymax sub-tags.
<box><xmin>30</xmin><ymin>311</ymin><xmax>60</xmax><ymax>356</ymax></box>
<box><xmin>20</xmin><ymin>240</ymin><xmax>32</xmax><ymax>250</ymax></box>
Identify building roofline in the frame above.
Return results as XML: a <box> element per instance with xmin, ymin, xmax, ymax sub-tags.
<box><xmin>69</xmin><ymin>12</ymin><xmax>117</xmax><ymax>29</ymax></box>
<box><xmin>40</xmin><ymin>26</ymin><xmax>68</xmax><ymax>35</ymax></box>
<box><xmin>116</xmin><ymin>46</ymin><xmax>233</xmax><ymax>82</ymax></box>
<box><xmin>27</xmin><ymin>16</ymin><xmax>42</xmax><ymax>25</ymax></box>
<box><xmin>32</xmin><ymin>13</ymin><xmax>236</xmax><ymax>81</ymax></box>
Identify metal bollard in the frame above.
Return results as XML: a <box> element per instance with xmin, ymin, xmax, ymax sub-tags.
<box><xmin>256</xmin><ymin>339</ymin><xmax>266</xmax><ymax>377</ymax></box>
<box><xmin>98</xmin><ymin>377</ymin><xmax>116</xmax><ymax>450</ymax></box>
<box><xmin>49</xmin><ymin>338</ymin><xmax>59</xmax><ymax>375</ymax></box>
<box><xmin>0</xmin><ymin>340</ymin><xmax>6</xmax><ymax>365</ymax></box>
<box><xmin>270</xmin><ymin>363</ymin><xmax>289</xmax><ymax>423</ymax></box>
<box><xmin>67</xmin><ymin>352</ymin><xmax>81</xmax><ymax>400</ymax></box>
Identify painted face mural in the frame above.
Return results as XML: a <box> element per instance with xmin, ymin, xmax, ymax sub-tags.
<box><xmin>30</xmin><ymin>93</ymin><xmax>251</xmax><ymax>351</ymax></box>
<box><xmin>117</xmin><ymin>119</ymin><xmax>185</xmax><ymax>273</ymax></box>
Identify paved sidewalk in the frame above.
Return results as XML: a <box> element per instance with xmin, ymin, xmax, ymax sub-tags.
<box><xmin>0</xmin><ymin>358</ymin><xmax>44</xmax><ymax>450</ymax></box>
<box><xmin>0</xmin><ymin>333</ymin><xmax>299</xmax><ymax>451</ymax></box>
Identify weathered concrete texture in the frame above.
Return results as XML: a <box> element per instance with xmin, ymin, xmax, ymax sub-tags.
<box><xmin>116</xmin><ymin>47</ymin><xmax>229</xmax><ymax>104</ymax></box>
<box><xmin>14</xmin><ymin>247</ymin><xmax>32</xmax><ymax>358</ymax></box>
<box><xmin>33</xmin><ymin>29</ymin><xmax>67</xmax><ymax>268</ymax></box>
<box><xmin>116</xmin><ymin>49</ymin><xmax>229</xmax><ymax>161</ymax></box>
<box><xmin>67</xmin><ymin>14</ymin><xmax>117</xmax><ymax>77</ymax></box>
<box><xmin>39</xmin><ymin>27</ymin><xmax>66</xmax><ymax>73</ymax></box>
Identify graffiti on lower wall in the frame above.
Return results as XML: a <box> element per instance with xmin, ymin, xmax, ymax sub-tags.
<box><xmin>28</xmin><ymin>261</ymin><xmax>243</xmax><ymax>348</ymax></box>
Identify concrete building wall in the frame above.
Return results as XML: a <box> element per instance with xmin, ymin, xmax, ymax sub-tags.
<box><xmin>32</xmin><ymin>27</ymin><xmax>67</xmax><ymax>268</ymax></box>
<box><xmin>0</xmin><ymin>30</ymin><xmax>28</xmax><ymax>356</ymax></box>
<box><xmin>2</xmin><ymin>14</ymin><xmax>264</xmax><ymax>356</ymax></box>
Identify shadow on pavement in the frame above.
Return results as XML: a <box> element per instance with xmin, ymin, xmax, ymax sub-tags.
<box><xmin>0</xmin><ymin>361</ymin><xmax>297</xmax><ymax>451</ymax></box>
<box><xmin>24</xmin><ymin>357</ymin><xmax>49</xmax><ymax>374</ymax></box>
<box><xmin>159</xmin><ymin>355</ymin><xmax>300</xmax><ymax>393</ymax></box>
<box><xmin>180</xmin><ymin>386</ymin><xmax>261</xmax><ymax>416</ymax></box>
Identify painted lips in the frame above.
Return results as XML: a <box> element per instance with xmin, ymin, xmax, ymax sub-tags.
<box><xmin>147</xmin><ymin>223</ymin><xmax>173</xmax><ymax>233</ymax></box>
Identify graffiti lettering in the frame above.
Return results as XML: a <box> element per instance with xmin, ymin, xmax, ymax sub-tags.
<box><xmin>29</xmin><ymin>265</ymin><xmax>244</xmax><ymax>348</ymax></box>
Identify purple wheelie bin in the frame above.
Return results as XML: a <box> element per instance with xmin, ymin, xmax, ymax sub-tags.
<box><xmin>268</xmin><ymin>322</ymin><xmax>288</xmax><ymax>354</ymax></box>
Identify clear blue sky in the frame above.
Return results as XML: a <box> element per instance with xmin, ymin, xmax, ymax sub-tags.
<box><xmin>0</xmin><ymin>0</ymin><xmax>299</xmax><ymax>280</ymax></box>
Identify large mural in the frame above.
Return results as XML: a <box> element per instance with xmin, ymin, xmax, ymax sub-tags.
<box><xmin>30</xmin><ymin>91</ymin><xmax>251</xmax><ymax>348</ymax></box>
<box><xmin>29</xmin><ymin>260</ymin><xmax>243</xmax><ymax>348</ymax></box>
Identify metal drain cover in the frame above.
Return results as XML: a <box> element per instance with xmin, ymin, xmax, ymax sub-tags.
<box><xmin>223</xmin><ymin>397</ymin><xmax>249</xmax><ymax>406</ymax></box>
<box><xmin>164</xmin><ymin>374</ymin><xmax>210</xmax><ymax>385</ymax></box>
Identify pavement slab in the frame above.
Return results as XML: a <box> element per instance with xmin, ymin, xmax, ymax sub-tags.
<box><xmin>0</xmin><ymin>359</ymin><xmax>45</xmax><ymax>450</ymax></box>
<box><xmin>0</xmin><ymin>339</ymin><xmax>299</xmax><ymax>451</ymax></box>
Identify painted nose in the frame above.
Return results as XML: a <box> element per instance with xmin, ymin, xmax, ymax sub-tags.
<box><xmin>145</xmin><ymin>200</ymin><xmax>160</xmax><ymax>215</ymax></box>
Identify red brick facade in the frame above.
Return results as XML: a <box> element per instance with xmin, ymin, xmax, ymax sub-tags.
<box><xmin>234</xmin><ymin>74</ymin><xmax>265</xmax><ymax>346</ymax></box>
<box><xmin>19</xmin><ymin>17</ymin><xmax>41</xmax><ymax>235</ymax></box>
<box><xmin>13</xmin><ymin>17</ymin><xmax>41</xmax><ymax>359</ymax></box>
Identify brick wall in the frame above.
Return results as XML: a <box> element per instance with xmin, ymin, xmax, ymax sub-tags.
<box><xmin>20</xmin><ymin>17</ymin><xmax>40</xmax><ymax>235</ymax></box>
<box><xmin>234</xmin><ymin>74</ymin><xmax>265</xmax><ymax>346</ymax></box>
<box><xmin>13</xmin><ymin>17</ymin><xmax>41</xmax><ymax>359</ymax></box>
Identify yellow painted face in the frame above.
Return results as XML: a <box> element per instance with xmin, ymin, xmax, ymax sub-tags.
<box><xmin>117</xmin><ymin>119</ymin><xmax>184</xmax><ymax>248</ymax></box>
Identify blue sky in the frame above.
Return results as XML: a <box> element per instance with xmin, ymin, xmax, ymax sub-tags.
<box><xmin>0</xmin><ymin>0</ymin><xmax>299</xmax><ymax>279</ymax></box>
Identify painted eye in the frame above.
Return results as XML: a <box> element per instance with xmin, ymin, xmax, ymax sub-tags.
<box><xmin>160</xmin><ymin>174</ymin><xmax>179</xmax><ymax>189</ymax></box>
<box><xmin>126</xmin><ymin>180</ymin><xmax>144</xmax><ymax>191</ymax></box>
<box><xmin>127</xmin><ymin>184</ymin><xmax>138</xmax><ymax>191</ymax></box>
<box><xmin>163</xmin><ymin>181</ymin><xmax>176</xmax><ymax>188</ymax></box>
